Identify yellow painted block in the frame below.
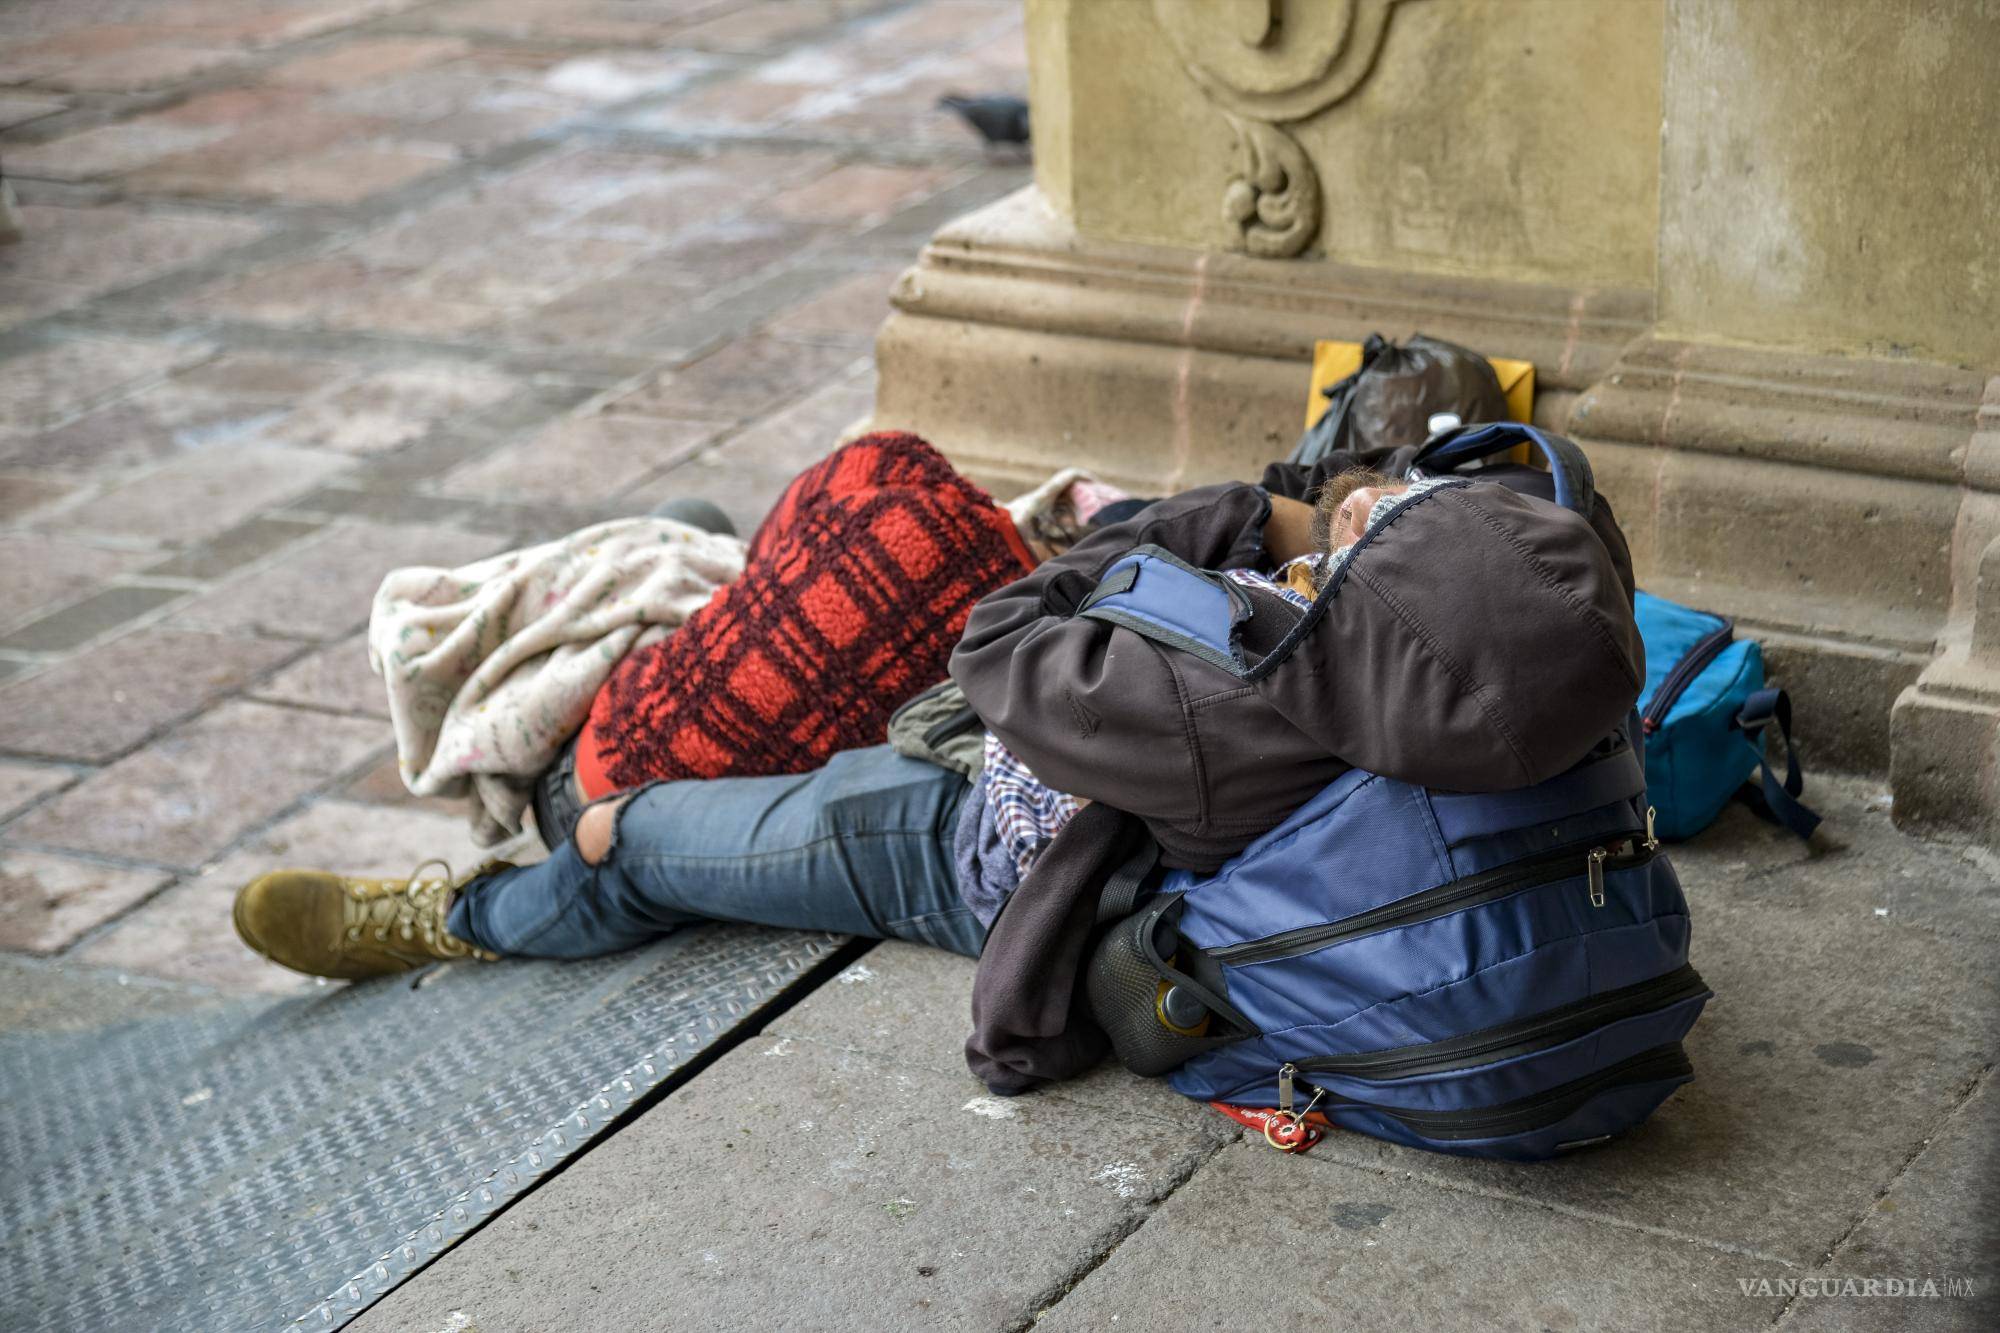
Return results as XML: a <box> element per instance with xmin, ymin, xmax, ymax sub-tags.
<box><xmin>1304</xmin><ymin>342</ymin><xmax>1536</xmax><ymax>452</ymax></box>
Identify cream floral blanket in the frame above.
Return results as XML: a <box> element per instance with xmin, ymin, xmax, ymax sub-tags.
<box><xmin>369</xmin><ymin>518</ymin><xmax>745</xmax><ymax>844</ymax></box>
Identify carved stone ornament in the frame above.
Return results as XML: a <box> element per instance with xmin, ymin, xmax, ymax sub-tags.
<box><xmin>1151</xmin><ymin>0</ymin><xmax>1410</xmax><ymax>258</ymax></box>
<box><xmin>1221</xmin><ymin>116</ymin><xmax>1320</xmax><ymax>259</ymax></box>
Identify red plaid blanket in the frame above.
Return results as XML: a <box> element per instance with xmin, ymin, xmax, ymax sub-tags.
<box><xmin>574</xmin><ymin>432</ymin><xmax>1034</xmax><ymax>798</ymax></box>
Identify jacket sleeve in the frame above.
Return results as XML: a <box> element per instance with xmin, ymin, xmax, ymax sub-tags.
<box><xmin>948</xmin><ymin>483</ymin><xmax>1270</xmax><ymax>816</ymax></box>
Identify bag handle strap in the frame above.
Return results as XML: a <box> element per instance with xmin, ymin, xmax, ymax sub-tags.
<box><xmin>1092</xmin><ymin>835</ymin><xmax>1257</xmax><ymax>1037</ymax></box>
<box><xmin>1411</xmin><ymin>423</ymin><xmax>1596</xmax><ymax>517</ymax></box>
<box><xmin>1137</xmin><ymin>895</ymin><xmax>1256</xmax><ymax>1035</ymax></box>
<box><xmin>1094</xmin><ymin>834</ymin><xmax>1160</xmax><ymax>926</ymax></box>
<box><xmin>1732</xmin><ymin>686</ymin><xmax>1822</xmax><ymax>839</ymax></box>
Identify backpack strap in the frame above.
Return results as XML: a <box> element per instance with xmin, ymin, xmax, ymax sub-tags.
<box><xmin>1094</xmin><ymin>833</ymin><xmax>1161</xmax><ymax>926</ymax></box>
<box><xmin>1411</xmin><ymin>423</ymin><xmax>1596</xmax><ymax>517</ymax></box>
<box><xmin>1732</xmin><ymin>687</ymin><xmax>1822</xmax><ymax>839</ymax></box>
<box><xmin>1077</xmin><ymin>545</ymin><xmax>1254</xmax><ymax>677</ymax></box>
<box><xmin>1426</xmin><ymin>737</ymin><xmax>1646</xmax><ymax>842</ymax></box>
<box><xmin>1133</xmin><ymin>892</ymin><xmax>1255</xmax><ymax>1036</ymax></box>
<box><xmin>1090</xmin><ymin>828</ymin><xmax>1256</xmax><ymax>1036</ymax></box>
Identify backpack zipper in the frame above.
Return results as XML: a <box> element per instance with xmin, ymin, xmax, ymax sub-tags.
<box><xmin>1586</xmin><ymin>806</ymin><xmax>1655</xmax><ymax>907</ymax></box>
<box><xmin>1278</xmin><ymin>1043</ymin><xmax>1693</xmax><ymax>1142</ymax></box>
<box><xmin>1289</xmin><ymin>962</ymin><xmax>1708</xmax><ymax>1082</ymax></box>
<box><xmin>1209</xmin><ymin>826</ymin><xmax>1657</xmax><ymax>968</ymax></box>
<box><xmin>1641</xmin><ymin>620</ymin><xmax>1735</xmax><ymax>735</ymax></box>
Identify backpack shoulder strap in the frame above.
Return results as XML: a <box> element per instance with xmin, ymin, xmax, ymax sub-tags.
<box><xmin>1076</xmin><ymin>544</ymin><xmax>1253</xmax><ymax>677</ymax></box>
<box><xmin>1094</xmin><ymin>832</ymin><xmax>1160</xmax><ymax>926</ymax></box>
<box><xmin>1733</xmin><ymin>687</ymin><xmax>1822</xmax><ymax>839</ymax></box>
<box><xmin>1412</xmin><ymin>423</ymin><xmax>1596</xmax><ymax>517</ymax></box>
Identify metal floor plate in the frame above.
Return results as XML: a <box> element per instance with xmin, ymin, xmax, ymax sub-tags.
<box><xmin>0</xmin><ymin>926</ymin><xmax>845</xmax><ymax>1333</ymax></box>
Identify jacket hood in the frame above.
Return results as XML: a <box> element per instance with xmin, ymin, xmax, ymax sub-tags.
<box><xmin>1256</xmin><ymin>478</ymin><xmax>1644</xmax><ymax>792</ymax></box>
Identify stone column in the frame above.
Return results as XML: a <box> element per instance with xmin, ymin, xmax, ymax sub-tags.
<box><xmin>1891</xmin><ymin>382</ymin><xmax>2000</xmax><ymax>840</ymax></box>
<box><xmin>870</xmin><ymin>0</ymin><xmax>2000</xmax><ymax>836</ymax></box>
<box><xmin>1574</xmin><ymin>0</ymin><xmax>1999</xmax><ymax>797</ymax></box>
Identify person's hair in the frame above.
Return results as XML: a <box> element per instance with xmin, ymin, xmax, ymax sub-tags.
<box><xmin>1309</xmin><ymin>469</ymin><xmax>1399</xmax><ymax>558</ymax></box>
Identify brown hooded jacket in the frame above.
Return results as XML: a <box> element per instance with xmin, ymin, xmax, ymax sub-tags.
<box><xmin>948</xmin><ymin>462</ymin><xmax>1643</xmax><ymax>1093</ymax></box>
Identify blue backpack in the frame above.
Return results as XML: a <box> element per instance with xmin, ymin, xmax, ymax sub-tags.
<box><xmin>1635</xmin><ymin>592</ymin><xmax>1819</xmax><ymax>841</ymax></box>
<box><xmin>1083</xmin><ymin>425</ymin><xmax>1708</xmax><ymax>1161</ymax></box>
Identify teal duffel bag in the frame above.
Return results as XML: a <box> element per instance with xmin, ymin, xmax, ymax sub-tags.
<box><xmin>1635</xmin><ymin>591</ymin><xmax>1820</xmax><ymax>840</ymax></box>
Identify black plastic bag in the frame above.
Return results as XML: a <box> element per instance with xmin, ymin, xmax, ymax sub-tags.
<box><xmin>1290</xmin><ymin>333</ymin><xmax>1508</xmax><ymax>467</ymax></box>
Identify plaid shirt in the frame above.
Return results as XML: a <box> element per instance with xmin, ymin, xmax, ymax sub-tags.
<box><xmin>981</xmin><ymin>567</ymin><xmax>1312</xmax><ymax>878</ymax></box>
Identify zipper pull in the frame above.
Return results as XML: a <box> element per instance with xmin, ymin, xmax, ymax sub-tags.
<box><xmin>1586</xmin><ymin>847</ymin><xmax>1608</xmax><ymax>907</ymax></box>
<box><xmin>1263</xmin><ymin>1067</ymin><xmax>1327</xmax><ymax>1152</ymax></box>
<box><xmin>1643</xmin><ymin>805</ymin><xmax>1659</xmax><ymax>853</ymax></box>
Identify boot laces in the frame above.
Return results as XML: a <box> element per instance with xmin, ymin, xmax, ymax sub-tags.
<box><xmin>343</xmin><ymin>858</ymin><xmax>465</xmax><ymax>952</ymax></box>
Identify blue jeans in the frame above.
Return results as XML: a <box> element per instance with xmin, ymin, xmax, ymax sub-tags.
<box><xmin>446</xmin><ymin>746</ymin><xmax>985</xmax><ymax>959</ymax></box>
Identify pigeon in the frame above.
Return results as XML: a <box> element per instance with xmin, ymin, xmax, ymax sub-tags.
<box><xmin>938</xmin><ymin>93</ymin><xmax>1030</xmax><ymax>147</ymax></box>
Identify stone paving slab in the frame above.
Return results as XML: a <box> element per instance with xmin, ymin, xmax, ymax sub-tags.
<box><xmin>0</xmin><ymin>952</ymin><xmax>225</xmax><ymax>1034</ymax></box>
<box><xmin>0</xmin><ymin>583</ymin><xmax>190</xmax><ymax>655</ymax></box>
<box><xmin>259</xmin><ymin>35</ymin><xmax>473</xmax><ymax>91</ymax></box>
<box><xmin>0</xmin><ymin>627</ymin><xmax>298</xmax><ymax>761</ymax></box>
<box><xmin>39</xmin><ymin>442</ymin><xmax>354</xmax><ymax>545</ymax></box>
<box><xmin>7</xmin><ymin>699</ymin><xmax>384</xmax><ymax>868</ymax></box>
<box><xmin>257</xmin><ymin>361</ymin><xmax>520</xmax><ymax>454</ymax></box>
<box><xmin>0</xmin><ymin>282</ymin><xmax>85</xmax><ymax>336</ymax></box>
<box><xmin>0</xmin><ymin>472</ymin><xmax>75</xmax><ymax>522</ymax></box>
<box><xmin>68</xmin><ymin>867</ymin><xmax>321</xmax><ymax>996</ymax></box>
<box><xmin>1038</xmin><ymin>1140</ymin><xmax>1792</xmax><ymax>1333</ymax></box>
<box><xmin>0</xmin><ymin>534</ymin><xmax>145</xmax><ymax>628</ymax></box>
<box><xmin>0</xmin><ymin>204</ymin><xmax>266</xmax><ymax>294</ymax></box>
<box><xmin>1782</xmin><ymin>1074</ymin><xmax>1997</xmax><ymax>1331</ymax></box>
<box><xmin>354</xmin><ymin>1022</ymin><xmax>1232</xmax><ymax>1333</ymax></box>
<box><xmin>0</xmin><ymin>847</ymin><xmax>171</xmax><ymax>954</ymax></box>
<box><xmin>337</xmin><ymin>748</ymin><xmax>472</xmax><ymax>816</ymax></box>
<box><xmin>142</xmin><ymin>513</ymin><xmax>325</xmax><ymax>581</ymax></box>
<box><xmin>633</xmin><ymin>360</ymin><xmax>877</xmax><ymax>533</ymax></box>
<box><xmin>607</xmin><ymin>331</ymin><xmax>873</xmax><ymax>423</ymax></box>
<box><xmin>0</xmin><ymin>93</ymin><xmax>67</xmax><ymax>132</ymax></box>
<box><xmin>247</xmin><ymin>631</ymin><xmax>389</xmax><ymax>717</ymax></box>
<box><xmin>0</xmin><ymin>337</ymin><xmax>206</xmax><ymax>435</ymax></box>
<box><xmin>166</xmin><ymin>518</ymin><xmax>498</xmax><ymax>639</ymax></box>
<box><xmin>773</xmin><ymin>943</ymin><xmax>1228</xmax><ymax>1134</ymax></box>
<box><xmin>762</xmin><ymin>265</ymin><xmax>905</xmax><ymax>341</ymax></box>
<box><xmin>0</xmin><ymin>761</ymin><xmax>74</xmax><ymax>822</ymax></box>
<box><xmin>1</xmin><ymin>362</ymin><xmax>321</xmax><ymax>475</ymax></box>
<box><xmin>437</xmin><ymin>410</ymin><xmax>725</xmax><ymax>504</ymax></box>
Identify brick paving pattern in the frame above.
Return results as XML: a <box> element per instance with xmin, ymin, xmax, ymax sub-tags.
<box><xmin>0</xmin><ymin>0</ymin><xmax>1028</xmax><ymax>993</ymax></box>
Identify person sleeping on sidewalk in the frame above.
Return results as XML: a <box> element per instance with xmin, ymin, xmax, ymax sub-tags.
<box><xmin>233</xmin><ymin>432</ymin><xmax>1641</xmax><ymax>1095</ymax></box>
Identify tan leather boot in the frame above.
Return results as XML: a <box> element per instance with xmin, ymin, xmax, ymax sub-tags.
<box><xmin>233</xmin><ymin>860</ymin><xmax>505</xmax><ymax>981</ymax></box>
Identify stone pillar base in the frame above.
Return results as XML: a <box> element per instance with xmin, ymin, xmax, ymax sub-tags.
<box><xmin>1567</xmin><ymin>340</ymin><xmax>1990</xmax><ymax>778</ymax></box>
<box><xmin>1892</xmin><ymin>668</ymin><xmax>2000</xmax><ymax>842</ymax></box>
<box><xmin>872</xmin><ymin>188</ymin><xmax>1650</xmax><ymax>494</ymax></box>
<box><xmin>870</xmin><ymin>186</ymin><xmax>1996</xmax><ymax>835</ymax></box>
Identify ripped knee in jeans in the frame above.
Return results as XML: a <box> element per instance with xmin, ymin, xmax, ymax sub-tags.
<box><xmin>574</xmin><ymin>794</ymin><xmax>634</xmax><ymax>866</ymax></box>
